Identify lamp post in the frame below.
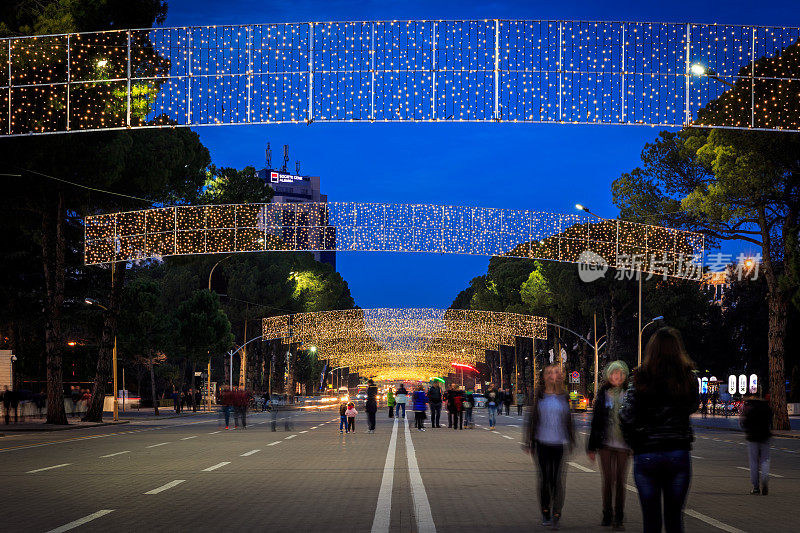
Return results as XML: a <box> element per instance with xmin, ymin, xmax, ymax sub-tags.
<box><xmin>638</xmin><ymin>316</ymin><xmax>664</xmax><ymax>366</ymax></box>
<box><xmin>207</xmin><ymin>255</ymin><xmax>233</xmax><ymax>408</ymax></box>
<box><xmin>84</xmin><ymin>297</ymin><xmax>118</xmax><ymax>422</ymax></box>
<box><xmin>690</xmin><ymin>63</ymin><xmax>736</xmax><ymax>88</ymax></box>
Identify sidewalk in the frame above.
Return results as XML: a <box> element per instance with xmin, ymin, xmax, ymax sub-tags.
<box><xmin>0</xmin><ymin>408</ymin><xmax>213</xmax><ymax>433</ymax></box>
<box><xmin>691</xmin><ymin>412</ymin><xmax>800</xmax><ymax>439</ymax></box>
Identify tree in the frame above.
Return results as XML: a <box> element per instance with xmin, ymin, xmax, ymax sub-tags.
<box><xmin>200</xmin><ymin>165</ymin><xmax>274</xmax><ymax>205</ymax></box>
<box><xmin>612</xmin><ymin>39</ymin><xmax>800</xmax><ymax>428</ymax></box>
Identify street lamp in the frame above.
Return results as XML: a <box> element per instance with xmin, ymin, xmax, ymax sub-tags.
<box><xmin>96</xmin><ymin>59</ymin><xmax>108</xmax><ymax>68</ymax></box>
<box><xmin>689</xmin><ymin>63</ymin><xmax>735</xmax><ymax>88</ymax></box>
<box><xmin>84</xmin><ymin>297</ymin><xmax>119</xmax><ymax>422</ymax></box>
<box><xmin>638</xmin><ymin>316</ymin><xmax>664</xmax><ymax>366</ymax></box>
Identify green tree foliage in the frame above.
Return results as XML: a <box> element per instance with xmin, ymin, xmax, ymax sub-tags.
<box><xmin>611</xmin><ymin>40</ymin><xmax>800</xmax><ymax>429</ymax></box>
<box><xmin>200</xmin><ymin>165</ymin><xmax>274</xmax><ymax>205</ymax></box>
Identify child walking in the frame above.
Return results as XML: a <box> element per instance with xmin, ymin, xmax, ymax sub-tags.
<box><xmin>345</xmin><ymin>402</ymin><xmax>358</xmax><ymax>434</ymax></box>
<box><xmin>339</xmin><ymin>401</ymin><xmax>348</xmax><ymax>434</ymax></box>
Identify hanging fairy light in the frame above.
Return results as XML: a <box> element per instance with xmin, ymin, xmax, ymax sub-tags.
<box><xmin>2</xmin><ymin>20</ymin><xmax>798</xmax><ymax>136</ymax></box>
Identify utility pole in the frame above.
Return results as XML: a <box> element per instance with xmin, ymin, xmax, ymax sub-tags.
<box><xmin>593</xmin><ymin>313</ymin><xmax>599</xmax><ymax>404</ymax></box>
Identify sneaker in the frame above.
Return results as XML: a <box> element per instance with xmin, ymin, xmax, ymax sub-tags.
<box><xmin>339</xmin><ymin>430</ymin><xmax>343</xmax><ymax>434</ymax></box>
<box><xmin>420</xmin><ymin>428</ymin><xmax>426</xmax><ymax>431</ymax></box>
<box><xmin>749</xmin><ymin>487</ymin><xmax>761</xmax><ymax>495</ymax></box>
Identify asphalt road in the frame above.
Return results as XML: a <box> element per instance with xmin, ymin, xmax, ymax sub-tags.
<box><xmin>1</xmin><ymin>408</ymin><xmax>797</xmax><ymax>532</ymax></box>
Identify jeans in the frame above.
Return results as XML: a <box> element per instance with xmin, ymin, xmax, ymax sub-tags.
<box><xmin>517</xmin><ymin>404</ymin><xmax>523</xmax><ymax>415</ymax></box>
<box><xmin>633</xmin><ymin>450</ymin><xmax>692</xmax><ymax>533</ymax></box>
<box><xmin>535</xmin><ymin>443</ymin><xmax>566</xmax><ymax>516</ymax></box>
<box><xmin>223</xmin><ymin>405</ymin><xmax>231</xmax><ymax>427</ymax></box>
<box><xmin>488</xmin><ymin>404</ymin><xmax>498</xmax><ymax>427</ymax></box>
<box><xmin>395</xmin><ymin>403</ymin><xmax>406</xmax><ymax>418</ymax></box>
<box><xmin>430</xmin><ymin>403</ymin><xmax>442</xmax><ymax>427</ymax></box>
<box><xmin>465</xmin><ymin>408</ymin><xmax>473</xmax><ymax>426</ymax></box>
<box><xmin>599</xmin><ymin>447</ymin><xmax>631</xmax><ymax>517</ymax></box>
<box><xmin>340</xmin><ymin>415</ymin><xmax>347</xmax><ymax>432</ymax></box>
<box><xmin>748</xmin><ymin>441</ymin><xmax>770</xmax><ymax>489</ymax></box>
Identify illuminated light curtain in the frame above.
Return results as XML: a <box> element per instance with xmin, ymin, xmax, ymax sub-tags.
<box><xmin>84</xmin><ymin>202</ymin><xmax>704</xmax><ymax>280</ymax></box>
<box><xmin>3</xmin><ymin>20</ymin><xmax>799</xmax><ymax>136</ymax></box>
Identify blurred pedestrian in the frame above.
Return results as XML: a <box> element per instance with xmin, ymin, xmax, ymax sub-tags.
<box><xmin>446</xmin><ymin>383</ymin><xmax>460</xmax><ymax>428</ymax></box>
<box><xmin>516</xmin><ymin>391</ymin><xmax>525</xmax><ymax>416</ymax></box>
<box><xmin>464</xmin><ymin>389</ymin><xmax>475</xmax><ymax>428</ymax></box>
<box><xmin>620</xmin><ymin>327</ymin><xmax>698</xmax><ymax>533</ymax></box>
<box><xmin>497</xmin><ymin>388</ymin><xmax>506</xmax><ymax>416</ymax></box>
<box><xmin>503</xmin><ymin>389</ymin><xmax>512</xmax><ymax>415</ymax></box>
<box><xmin>587</xmin><ymin>360</ymin><xmax>631</xmax><ymax>530</ymax></box>
<box><xmin>2</xmin><ymin>386</ymin><xmax>11</xmax><ymax>424</ymax></box>
<box><xmin>172</xmin><ymin>388</ymin><xmax>180</xmax><ymax>414</ymax></box>
<box><xmin>523</xmin><ymin>364</ymin><xmax>574</xmax><ymax>529</ymax></box>
<box><xmin>339</xmin><ymin>400</ymin><xmax>349</xmax><ymax>433</ymax></box>
<box><xmin>740</xmin><ymin>394</ymin><xmax>772</xmax><ymax>495</ymax></box>
<box><xmin>412</xmin><ymin>385</ymin><xmax>428</xmax><ymax>431</ymax></box>
<box><xmin>395</xmin><ymin>384</ymin><xmax>408</xmax><ymax>418</ymax></box>
<box><xmin>428</xmin><ymin>382</ymin><xmax>443</xmax><ymax>428</ymax></box>
<box><xmin>221</xmin><ymin>387</ymin><xmax>233</xmax><ymax>429</ymax></box>
<box><xmin>486</xmin><ymin>385</ymin><xmax>499</xmax><ymax>429</ymax></box>
<box><xmin>366</xmin><ymin>379</ymin><xmax>378</xmax><ymax>433</ymax></box>
<box><xmin>447</xmin><ymin>385</ymin><xmax>464</xmax><ymax>430</ymax></box>
<box><xmin>387</xmin><ymin>387</ymin><xmax>395</xmax><ymax>418</ymax></box>
<box><xmin>345</xmin><ymin>402</ymin><xmax>358</xmax><ymax>433</ymax></box>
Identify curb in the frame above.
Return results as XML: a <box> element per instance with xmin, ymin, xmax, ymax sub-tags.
<box><xmin>0</xmin><ymin>420</ymin><xmax>130</xmax><ymax>434</ymax></box>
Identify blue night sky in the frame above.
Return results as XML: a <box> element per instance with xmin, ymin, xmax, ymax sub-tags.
<box><xmin>163</xmin><ymin>1</ymin><xmax>798</xmax><ymax>310</ymax></box>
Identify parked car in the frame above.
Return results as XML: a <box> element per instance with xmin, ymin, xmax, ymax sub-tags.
<box><xmin>471</xmin><ymin>393</ymin><xmax>487</xmax><ymax>408</ymax></box>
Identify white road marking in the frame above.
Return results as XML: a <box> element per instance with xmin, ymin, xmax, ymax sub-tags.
<box><xmin>567</xmin><ymin>461</ymin><xmax>595</xmax><ymax>473</ymax></box>
<box><xmin>100</xmin><ymin>451</ymin><xmax>130</xmax><ymax>458</ymax></box>
<box><xmin>691</xmin><ymin>455</ymin><xmax>704</xmax><ymax>459</ymax></box>
<box><xmin>45</xmin><ymin>510</ymin><xmax>114</xmax><ymax>533</ymax></box>
<box><xmin>507</xmin><ymin>424</ymin><xmax>519</xmax><ymax>427</ymax></box>
<box><xmin>209</xmin><ymin>431</ymin><xmax>221</xmax><ymax>434</ymax></box>
<box><xmin>403</xmin><ymin>419</ymin><xmax>436</xmax><ymax>532</ymax></box>
<box><xmin>27</xmin><ymin>463</ymin><xmax>72</xmax><ymax>474</ymax></box>
<box><xmin>625</xmin><ymin>484</ymin><xmax>638</xmax><ymax>493</ymax></box>
<box><xmin>180</xmin><ymin>436</ymin><xmax>197</xmax><ymax>440</ymax></box>
<box><xmin>285</xmin><ymin>434</ymin><xmax>297</xmax><ymax>440</ymax></box>
<box><xmin>502</xmin><ymin>435</ymin><xmax>514</xmax><ymax>440</ymax></box>
<box><xmin>146</xmin><ymin>442</ymin><xmax>169</xmax><ymax>448</ymax></box>
<box><xmin>202</xmin><ymin>461</ymin><xmax>231</xmax><ymax>472</ymax></box>
<box><xmin>267</xmin><ymin>441</ymin><xmax>282</xmax><ymax>446</ymax></box>
<box><xmin>299</xmin><ymin>430</ymin><xmax>308</xmax><ymax>434</ymax></box>
<box><xmin>144</xmin><ymin>479</ymin><xmax>186</xmax><ymax>494</ymax></box>
<box><xmin>735</xmin><ymin>466</ymin><xmax>783</xmax><ymax>478</ymax></box>
<box><xmin>371</xmin><ymin>418</ymin><xmax>399</xmax><ymax>533</ymax></box>
<box><xmin>310</xmin><ymin>426</ymin><xmax>318</xmax><ymax>429</ymax></box>
<box><xmin>241</xmin><ymin>449</ymin><xmax>261</xmax><ymax>457</ymax></box>
<box><xmin>684</xmin><ymin>509</ymin><xmax>746</xmax><ymax>533</ymax></box>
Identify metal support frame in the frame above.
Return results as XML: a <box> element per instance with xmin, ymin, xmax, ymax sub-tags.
<box><xmin>558</xmin><ymin>21</ymin><xmax>563</xmax><ymax>122</ymax></box>
<box><xmin>307</xmin><ymin>22</ymin><xmax>314</xmax><ymax>123</ymax></box>
<box><xmin>493</xmin><ymin>19</ymin><xmax>500</xmax><ymax>120</ymax></box>
<box><xmin>684</xmin><ymin>23</ymin><xmax>691</xmax><ymax>125</ymax></box>
<box><xmin>621</xmin><ymin>25</ymin><xmax>626</xmax><ymax>123</ymax></box>
<box><xmin>126</xmin><ymin>31</ymin><xmax>131</xmax><ymax>127</ymax></box>
<box><xmin>246</xmin><ymin>25</ymin><xmax>252</xmax><ymax>123</ymax></box>
<box><xmin>751</xmin><ymin>27</ymin><xmax>756</xmax><ymax>128</ymax></box>
<box><xmin>66</xmin><ymin>34</ymin><xmax>71</xmax><ymax>131</ymax></box>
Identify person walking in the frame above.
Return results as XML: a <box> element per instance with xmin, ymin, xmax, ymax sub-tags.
<box><xmin>345</xmin><ymin>402</ymin><xmax>358</xmax><ymax>433</ymax></box>
<box><xmin>428</xmin><ymin>382</ymin><xmax>443</xmax><ymax>428</ymax></box>
<box><xmin>339</xmin><ymin>400</ymin><xmax>349</xmax><ymax>433</ymax></box>
<box><xmin>620</xmin><ymin>327</ymin><xmax>699</xmax><ymax>533</ymax></box>
<box><xmin>516</xmin><ymin>390</ymin><xmax>525</xmax><ymax>416</ymax></box>
<box><xmin>387</xmin><ymin>388</ymin><xmax>395</xmax><ymax>418</ymax></box>
<box><xmin>740</xmin><ymin>394</ymin><xmax>772</xmax><ymax>495</ymax></box>
<box><xmin>523</xmin><ymin>364</ymin><xmax>574</xmax><ymax>529</ymax></box>
<box><xmin>503</xmin><ymin>388</ymin><xmax>513</xmax><ymax>415</ymax></box>
<box><xmin>464</xmin><ymin>389</ymin><xmax>475</xmax><ymax>428</ymax></box>
<box><xmin>365</xmin><ymin>379</ymin><xmax>378</xmax><ymax>433</ymax></box>
<box><xmin>486</xmin><ymin>385</ymin><xmax>499</xmax><ymax>429</ymax></box>
<box><xmin>587</xmin><ymin>360</ymin><xmax>632</xmax><ymax>530</ymax></box>
<box><xmin>395</xmin><ymin>384</ymin><xmax>408</xmax><ymax>418</ymax></box>
<box><xmin>221</xmin><ymin>387</ymin><xmax>233</xmax><ymax>429</ymax></box>
<box><xmin>497</xmin><ymin>388</ymin><xmax>505</xmax><ymax>417</ymax></box>
<box><xmin>412</xmin><ymin>385</ymin><xmax>428</xmax><ymax>431</ymax></box>
<box><xmin>447</xmin><ymin>385</ymin><xmax>464</xmax><ymax>430</ymax></box>
<box><xmin>446</xmin><ymin>383</ymin><xmax>459</xmax><ymax>428</ymax></box>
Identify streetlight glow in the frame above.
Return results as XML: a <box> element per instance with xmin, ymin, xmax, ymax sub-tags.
<box><xmin>690</xmin><ymin>63</ymin><xmax>706</xmax><ymax>76</ymax></box>
<box><xmin>97</xmin><ymin>59</ymin><xmax>108</xmax><ymax>68</ymax></box>
<box><xmin>575</xmin><ymin>203</ymin><xmax>585</xmax><ymax>211</ymax></box>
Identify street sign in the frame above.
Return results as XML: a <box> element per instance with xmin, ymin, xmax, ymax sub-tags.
<box><xmin>738</xmin><ymin>374</ymin><xmax>747</xmax><ymax>395</ymax></box>
<box><xmin>728</xmin><ymin>375</ymin><xmax>737</xmax><ymax>395</ymax></box>
<box><xmin>569</xmin><ymin>371</ymin><xmax>580</xmax><ymax>384</ymax></box>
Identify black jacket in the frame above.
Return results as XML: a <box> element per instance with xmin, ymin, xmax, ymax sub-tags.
<box><xmin>587</xmin><ymin>385</ymin><xmax>625</xmax><ymax>452</ymax></box>
<box><xmin>619</xmin><ymin>375</ymin><xmax>698</xmax><ymax>454</ymax></box>
<box><xmin>741</xmin><ymin>399</ymin><xmax>772</xmax><ymax>442</ymax></box>
<box><xmin>366</xmin><ymin>385</ymin><xmax>379</xmax><ymax>412</ymax></box>
<box><xmin>523</xmin><ymin>393</ymin><xmax>575</xmax><ymax>449</ymax></box>
<box><xmin>428</xmin><ymin>386</ymin><xmax>442</xmax><ymax>404</ymax></box>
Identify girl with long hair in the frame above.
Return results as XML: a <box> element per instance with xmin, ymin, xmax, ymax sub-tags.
<box><xmin>524</xmin><ymin>364</ymin><xmax>575</xmax><ymax>529</ymax></box>
<box><xmin>620</xmin><ymin>327</ymin><xmax>699</xmax><ymax>533</ymax></box>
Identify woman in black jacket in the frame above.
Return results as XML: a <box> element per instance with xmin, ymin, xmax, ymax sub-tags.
<box><xmin>587</xmin><ymin>360</ymin><xmax>631</xmax><ymax>530</ymax></box>
<box><xmin>365</xmin><ymin>379</ymin><xmax>379</xmax><ymax>433</ymax></box>
<box><xmin>620</xmin><ymin>327</ymin><xmax>698</xmax><ymax>533</ymax></box>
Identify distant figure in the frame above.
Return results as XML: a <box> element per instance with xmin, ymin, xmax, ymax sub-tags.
<box><xmin>464</xmin><ymin>390</ymin><xmax>475</xmax><ymax>428</ymax></box>
<box><xmin>172</xmin><ymin>389</ymin><xmax>181</xmax><ymax>414</ymax></box>
<box><xmin>386</xmin><ymin>388</ymin><xmax>395</xmax><ymax>418</ymax></box>
<box><xmin>503</xmin><ymin>389</ymin><xmax>512</xmax><ymax>416</ymax></box>
<box><xmin>523</xmin><ymin>364</ymin><xmax>575</xmax><ymax>529</ymax></box>
<box><xmin>587</xmin><ymin>360</ymin><xmax>631</xmax><ymax>530</ymax></box>
<box><xmin>497</xmin><ymin>388</ymin><xmax>506</xmax><ymax>416</ymax></box>
<box><xmin>395</xmin><ymin>384</ymin><xmax>408</xmax><ymax>418</ymax></box>
<box><xmin>516</xmin><ymin>391</ymin><xmax>525</xmax><ymax>416</ymax></box>
<box><xmin>345</xmin><ymin>402</ymin><xmax>358</xmax><ymax>433</ymax></box>
<box><xmin>620</xmin><ymin>327</ymin><xmax>698</xmax><ymax>533</ymax></box>
<box><xmin>486</xmin><ymin>385</ymin><xmax>499</xmax><ymax>429</ymax></box>
<box><xmin>446</xmin><ymin>385</ymin><xmax>464</xmax><ymax>430</ymax></box>
<box><xmin>412</xmin><ymin>385</ymin><xmax>428</xmax><ymax>431</ymax></box>
<box><xmin>339</xmin><ymin>401</ymin><xmax>349</xmax><ymax>433</ymax></box>
<box><xmin>365</xmin><ymin>379</ymin><xmax>378</xmax><ymax>433</ymax></box>
<box><xmin>221</xmin><ymin>387</ymin><xmax>233</xmax><ymax>429</ymax></box>
<box><xmin>740</xmin><ymin>395</ymin><xmax>773</xmax><ymax>495</ymax></box>
<box><xmin>427</xmin><ymin>383</ymin><xmax>442</xmax><ymax>428</ymax></box>
<box><xmin>2</xmin><ymin>386</ymin><xmax>11</xmax><ymax>424</ymax></box>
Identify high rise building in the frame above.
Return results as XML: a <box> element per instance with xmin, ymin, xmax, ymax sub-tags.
<box><xmin>256</xmin><ymin>167</ymin><xmax>336</xmax><ymax>270</ymax></box>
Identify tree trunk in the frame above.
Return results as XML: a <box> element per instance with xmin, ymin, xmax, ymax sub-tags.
<box><xmin>766</xmin><ymin>290</ymin><xmax>791</xmax><ymax>430</ymax></box>
<box><xmin>149</xmin><ymin>351</ymin><xmax>159</xmax><ymax>416</ymax></box>
<box><xmin>42</xmin><ymin>192</ymin><xmax>67</xmax><ymax>425</ymax></box>
<box><xmin>83</xmin><ymin>262</ymin><xmax>126</xmax><ymax>422</ymax></box>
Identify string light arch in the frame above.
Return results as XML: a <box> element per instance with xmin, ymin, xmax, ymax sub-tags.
<box><xmin>84</xmin><ymin>201</ymin><xmax>705</xmax><ymax>280</ymax></box>
<box><xmin>262</xmin><ymin>308</ymin><xmax>547</xmax><ymax>381</ymax></box>
<box><xmin>2</xmin><ymin>20</ymin><xmax>799</xmax><ymax>136</ymax></box>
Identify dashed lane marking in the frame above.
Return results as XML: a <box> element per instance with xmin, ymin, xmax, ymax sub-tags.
<box><xmin>202</xmin><ymin>461</ymin><xmax>231</xmax><ymax>472</ymax></box>
<box><xmin>100</xmin><ymin>451</ymin><xmax>130</xmax><ymax>458</ymax></box>
<box><xmin>180</xmin><ymin>436</ymin><xmax>197</xmax><ymax>440</ymax></box>
<box><xmin>691</xmin><ymin>455</ymin><xmax>704</xmax><ymax>459</ymax></box>
<box><xmin>45</xmin><ymin>510</ymin><xmax>114</xmax><ymax>533</ymax></box>
<box><xmin>502</xmin><ymin>435</ymin><xmax>514</xmax><ymax>440</ymax></box>
<box><xmin>684</xmin><ymin>510</ymin><xmax>746</xmax><ymax>533</ymax></box>
<box><xmin>145</xmin><ymin>442</ymin><xmax>170</xmax><ymax>448</ymax></box>
<box><xmin>144</xmin><ymin>480</ymin><xmax>185</xmax><ymax>494</ymax></box>
<box><xmin>735</xmin><ymin>466</ymin><xmax>782</xmax><ymax>478</ymax></box>
<box><xmin>208</xmin><ymin>431</ymin><xmax>221</xmax><ymax>434</ymax></box>
<box><xmin>267</xmin><ymin>441</ymin><xmax>282</xmax><ymax>446</ymax></box>
<box><xmin>299</xmin><ymin>430</ymin><xmax>308</xmax><ymax>434</ymax></box>
<box><xmin>285</xmin><ymin>434</ymin><xmax>297</xmax><ymax>440</ymax></box>
<box><xmin>404</xmin><ymin>419</ymin><xmax>436</xmax><ymax>532</ymax></box>
<box><xmin>241</xmin><ymin>449</ymin><xmax>260</xmax><ymax>457</ymax></box>
<box><xmin>27</xmin><ymin>463</ymin><xmax>72</xmax><ymax>474</ymax></box>
<box><xmin>567</xmin><ymin>461</ymin><xmax>595</xmax><ymax>473</ymax></box>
